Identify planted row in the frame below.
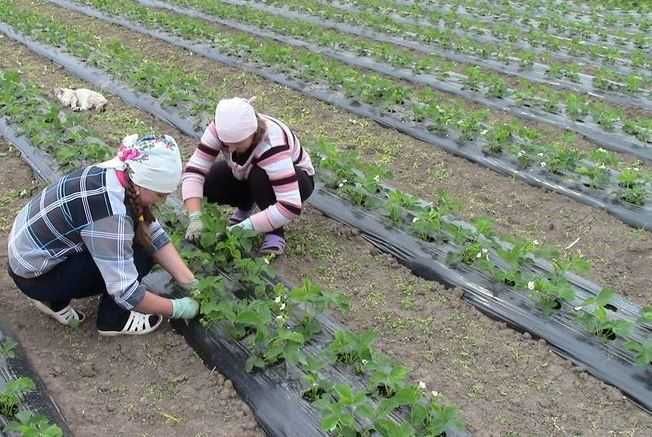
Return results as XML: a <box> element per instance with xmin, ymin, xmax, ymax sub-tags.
<box><xmin>346</xmin><ymin>0</ymin><xmax>652</xmax><ymax>48</ymax></box>
<box><xmin>0</xmin><ymin>339</ymin><xmax>64</xmax><ymax>436</ymax></box>
<box><xmin>166</xmin><ymin>205</ymin><xmax>465</xmax><ymax>436</ymax></box>
<box><xmin>230</xmin><ymin>0</ymin><xmax>652</xmax><ymax>95</ymax></box>
<box><xmin>162</xmin><ymin>0</ymin><xmax>652</xmax><ymax>147</ymax></box>
<box><xmin>0</xmin><ymin>71</ymin><xmax>112</xmax><ymax>169</ymax></box>
<box><xmin>323</xmin><ymin>0</ymin><xmax>651</xmax><ymax>72</ymax></box>
<box><xmin>0</xmin><ymin>67</ymin><xmax>466</xmax><ymax>437</ymax></box>
<box><xmin>425</xmin><ymin>0</ymin><xmax>652</xmax><ymax>30</ymax></box>
<box><xmin>311</xmin><ymin>138</ymin><xmax>652</xmax><ymax>366</ymax></box>
<box><xmin>9</xmin><ymin>0</ymin><xmax>652</xmax><ymax>211</ymax></box>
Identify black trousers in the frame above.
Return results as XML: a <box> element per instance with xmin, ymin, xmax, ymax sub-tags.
<box><xmin>8</xmin><ymin>245</ymin><xmax>154</xmax><ymax>330</ymax></box>
<box><xmin>204</xmin><ymin>161</ymin><xmax>315</xmax><ymax>236</ymax></box>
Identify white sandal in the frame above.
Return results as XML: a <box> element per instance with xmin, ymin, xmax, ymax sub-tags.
<box><xmin>30</xmin><ymin>299</ymin><xmax>86</xmax><ymax>326</ymax></box>
<box><xmin>97</xmin><ymin>311</ymin><xmax>163</xmax><ymax>336</ymax></box>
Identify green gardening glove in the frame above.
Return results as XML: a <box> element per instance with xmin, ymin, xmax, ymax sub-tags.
<box><xmin>171</xmin><ymin>297</ymin><xmax>199</xmax><ymax>320</ymax></box>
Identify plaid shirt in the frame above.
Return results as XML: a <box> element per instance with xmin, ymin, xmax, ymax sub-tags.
<box><xmin>8</xmin><ymin>166</ymin><xmax>170</xmax><ymax>310</ymax></box>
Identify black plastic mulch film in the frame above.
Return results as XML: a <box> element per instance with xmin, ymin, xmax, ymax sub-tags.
<box><xmin>215</xmin><ymin>0</ymin><xmax>652</xmax><ymax>112</ymax></box>
<box><xmin>138</xmin><ymin>0</ymin><xmax>652</xmax><ymax>162</ymax></box>
<box><xmin>0</xmin><ymin>321</ymin><xmax>72</xmax><ymax>436</ymax></box>
<box><xmin>323</xmin><ymin>0</ymin><xmax>650</xmax><ymax>79</ymax></box>
<box><xmin>14</xmin><ymin>1</ymin><xmax>652</xmax><ymax>233</ymax></box>
<box><xmin>0</xmin><ymin>22</ymin><xmax>649</xmax><ymax>415</ymax></box>
<box><xmin>1</xmin><ymin>108</ymin><xmax>470</xmax><ymax>437</ymax></box>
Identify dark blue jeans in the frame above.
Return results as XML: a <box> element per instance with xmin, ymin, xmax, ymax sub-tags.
<box><xmin>8</xmin><ymin>246</ymin><xmax>154</xmax><ymax>331</ymax></box>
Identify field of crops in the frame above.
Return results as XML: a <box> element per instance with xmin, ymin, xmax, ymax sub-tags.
<box><xmin>0</xmin><ymin>0</ymin><xmax>651</xmax><ymax>436</ymax></box>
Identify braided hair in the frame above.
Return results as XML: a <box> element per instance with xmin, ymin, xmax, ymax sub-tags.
<box><xmin>124</xmin><ymin>175</ymin><xmax>155</xmax><ymax>247</ymax></box>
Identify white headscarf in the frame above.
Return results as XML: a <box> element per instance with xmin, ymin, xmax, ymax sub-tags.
<box><xmin>98</xmin><ymin>134</ymin><xmax>182</xmax><ymax>193</ymax></box>
<box><xmin>214</xmin><ymin>97</ymin><xmax>257</xmax><ymax>143</ymax></box>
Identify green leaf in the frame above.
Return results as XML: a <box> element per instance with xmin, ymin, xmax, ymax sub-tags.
<box><xmin>321</xmin><ymin>414</ymin><xmax>340</xmax><ymax>432</ymax></box>
<box><xmin>641</xmin><ymin>306</ymin><xmax>652</xmax><ymax>323</ymax></box>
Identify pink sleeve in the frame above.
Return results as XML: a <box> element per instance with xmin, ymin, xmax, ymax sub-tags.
<box><xmin>181</xmin><ymin>123</ymin><xmax>222</xmax><ymax>201</ymax></box>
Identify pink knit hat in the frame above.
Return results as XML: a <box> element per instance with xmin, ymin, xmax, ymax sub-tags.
<box><xmin>214</xmin><ymin>97</ymin><xmax>257</xmax><ymax>143</ymax></box>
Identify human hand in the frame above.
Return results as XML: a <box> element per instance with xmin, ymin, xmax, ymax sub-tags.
<box><xmin>185</xmin><ymin>211</ymin><xmax>203</xmax><ymax>242</ymax></box>
<box><xmin>170</xmin><ymin>297</ymin><xmax>200</xmax><ymax>319</ymax></box>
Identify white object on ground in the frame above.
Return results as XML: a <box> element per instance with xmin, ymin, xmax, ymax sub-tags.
<box><xmin>54</xmin><ymin>87</ymin><xmax>108</xmax><ymax>112</ymax></box>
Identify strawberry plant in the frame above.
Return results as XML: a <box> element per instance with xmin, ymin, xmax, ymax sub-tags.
<box><xmin>409</xmin><ymin>396</ymin><xmax>465</xmax><ymax>436</ymax></box>
<box><xmin>0</xmin><ymin>376</ymin><xmax>35</xmax><ymax>418</ymax></box>
<box><xmin>315</xmin><ymin>384</ymin><xmax>375</xmax><ymax>436</ymax></box>
<box><xmin>456</xmin><ymin>109</ymin><xmax>488</xmax><ymax>141</ymax></box>
<box><xmin>366</xmin><ymin>353</ymin><xmax>409</xmax><ymax>398</ymax></box>
<box><xmin>190</xmin><ymin>275</ymin><xmax>230</xmax><ymax>324</ymax></box>
<box><xmin>485</xmin><ymin>123</ymin><xmax>513</xmax><ymax>154</ymax></box>
<box><xmin>340</xmin><ymin>174</ymin><xmax>383</xmax><ymax>208</ymax></box>
<box><xmin>327</xmin><ymin>330</ymin><xmax>376</xmax><ymax>373</ymax></box>
<box><xmin>641</xmin><ymin>306</ymin><xmax>652</xmax><ymax>324</ymax></box>
<box><xmin>547</xmin><ymin>143</ymin><xmax>580</xmax><ymax>175</ymax></box>
<box><xmin>374</xmin><ymin>419</ymin><xmax>417</xmax><ymax>437</ymax></box>
<box><xmin>0</xmin><ymin>338</ymin><xmax>17</xmax><ymax>359</ymax></box>
<box><xmin>623</xmin><ymin>119</ymin><xmax>652</xmax><ymax>144</ymax></box>
<box><xmin>247</xmin><ymin>326</ymin><xmax>307</xmax><ymax>372</ymax></box>
<box><xmin>564</xmin><ymin>94</ymin><xmax>590</xmax><ymax>120</ymax></box>
<box><xmin>5</xmin><ymin>410</ymin><xmax>63</xmax><ymax>437</ymax></box>
<box><xmin>384</xmin><ymin>190</ymin><xmax>421</xmax><ymax>225</ymax></box>
<box><xmin>411</xmin><ymin>207</ymin><xmax>444</xmax><ymax>241</ymax></box>
<box><xmin>592</xmin><ymin>104</ymin><xmax>623</xmax><ymax>131</ymax></box>
<box><xmin>234</xmin><ymin>257</ymin><xmax>275</xmax><ymax>297</ymax></box>
<box><xmin>625</xmin><ymin>340</ymin><xmax>652</xmax><ymax>366</ymax></box>
<box><xmin>576</xmin><ymin>289</ymin><xmax>633</xmax><ymax>340</ymax></box>
<box><xmin>617</xmin><ymin>167</ymin><xmax>648</xmax><ymax>206</ymax></box>
<box><xmin>288</xmin><ymin>280</ymin><xmax>351</xmax><ymax>319</ymax></box>
<box><xmin>374</xmin><ymin>381</ymin><xmax>460</xmax><ymax>434</ymax></box>
<box><xmin>526</xmin><ymin>276</ymin><xmax>574</xmax><ymax>315</ymax></box>
<box><xmin>301</xmin><ymin>356</ymin><xmax>332</xmax><ymax>403</ymax></box>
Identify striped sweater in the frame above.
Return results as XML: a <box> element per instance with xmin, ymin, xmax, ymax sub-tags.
<box><xmin>182</xmin><ymin>114</ymin><xmax>315</xmax><ymax>233</ymax></box>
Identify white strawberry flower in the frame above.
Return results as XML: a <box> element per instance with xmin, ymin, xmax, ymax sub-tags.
<box><xmin>540</xmin><ymin>161</ymin><xmax>547</xmax><ymax>168</ymax></box>
<box><xmin>527</xmin><ymin>281</ymin><xmax>535</xmax><ymax>290</ymax></box>
<box><xmin>533</xmin><ymin>240</ymin><xmax>540</xmax><ymax>245</ymax></box>
<box><xmin>412</xmin><ymin>217</ymin><xmax>420</xmax><ymax>223</ymax></box>
<box><xmin>279</xmin><ymin>303</ymin><xmax>286</xmax><ymax>311</ymax></box>
<box><xmin>274</xmin><ymin>296</ymin><xmax>282</xmax><ymax>303</ymax></box>
<box><xmin>481</xmin><ymin>248</ymin><xmax>489</xmax><ymax>254</ymax></box>
<box><xmin>361</xmin><ymin>359</ymin><xmax>368</xmax><ymax>366</ymax></box>
<box><xmin>517</xmin><ymin>150</ymin><xmax>526</xmax><ymax>157</ymax></box>
<box><xmin>537</xmin><ymin>152</ymin><xmax>544</xmax><ymax>158</ymax></box>
<box><xmin>418</xmin><ymin>381</ymin><xmax>427</xmax><ymax>390</ymax></box>
<box><xmin>476</xmin><ymin>251</ymin><xmax>482</xmax><ymax>258</ymax></box>
<box><xmin>431</xmin><ymin>390</ymin><xmax>440</xmax><ymax>397</ymax></box>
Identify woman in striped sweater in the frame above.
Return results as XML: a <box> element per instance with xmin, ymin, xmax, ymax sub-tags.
<box><xmin>183</xmin><ymin>97</ymin><xmax>315</xmax><ymax>255</ymax></box>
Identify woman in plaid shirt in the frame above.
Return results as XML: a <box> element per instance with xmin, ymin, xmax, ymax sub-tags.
<box><xmin>7</xmin><ymin>135</ymin><xmax>200</xmax><ymax>336</ymax></box>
